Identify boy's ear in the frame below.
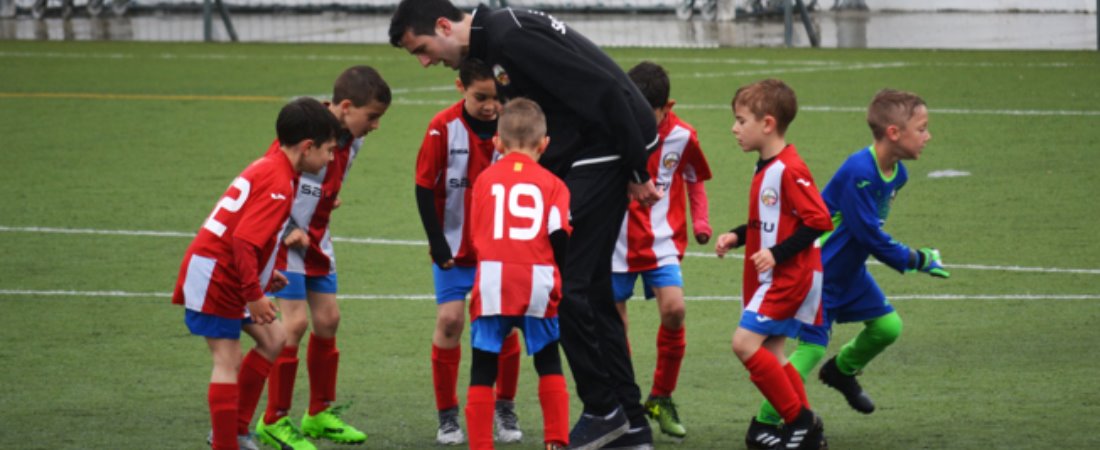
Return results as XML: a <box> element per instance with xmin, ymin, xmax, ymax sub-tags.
<box><xmin>455</xmin><ymin>78</ymin><xmax>465</xmax><ymax>94</ymax></box>
<box><xmin>492</xmin><ymin>135</ymin><xmax>502</xmax><ymax>152</ymax></box>
<box><xmin>762</xmin><ymin>114</ymin><xmax>777</xmax><ymax>134</ymax></box>
<box><xmin>537</xmin><ymin>136</ymin><xmax>550</xmax><ymax>154</ymax></box>
<box><xmin>885</xmin><ymin>124</ymin><xmax>901</xmax><ymax>141</ymax></box>
<box><xmin>664</xmin><ymin>100</ymin><xmax>676</xmax><ymax>111</ymax></box>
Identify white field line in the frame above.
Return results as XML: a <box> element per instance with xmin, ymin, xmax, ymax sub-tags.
<box><xmin>1</xmin><ymin>289</ymin><xmax>1096</xmax><ymax>302</ymax></box>
<box><xmin>3</xmin><ymin>225</ymin><xmax>1099</xmax><ymax>276</ymax></box>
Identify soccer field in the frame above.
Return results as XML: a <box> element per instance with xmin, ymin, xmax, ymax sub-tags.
<box><xmin>1</xmin><ymin>41</ymin><xmax>1098</xmax><ymax>449</ymax></box>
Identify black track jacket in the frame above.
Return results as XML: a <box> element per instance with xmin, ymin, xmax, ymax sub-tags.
<box><xmin>466</xmin><ymin>5</ymin><xmax>659</xmax><ymax>181</ymax></box>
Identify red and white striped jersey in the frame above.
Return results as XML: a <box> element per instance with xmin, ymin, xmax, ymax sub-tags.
<box><xmin>742</xmin><ymin>144</ymin><xmax>832</xmax><ymax>324</ymax></box>
<box><xmin>613</xmin><ymin>111</ymin><xmax>712</xmax><ymax>272</ymax></box>
<box><xmin>267</xmin><ymin>135</ymin><xmax>361</xmax><ymax>276</ymax></box>
<box><xmin>469</xmin><ymin>152</ymin><xmax>572</xmax><ymax>321</ymax></box>
<box><xmin>172</xmin><ymin>151</ymin><xmax>297</xmax><ymax>319</ymax></box>
<box><xmin>415</xmin><ymin>101</ymin><xmax>497</xmax><ymax>267</ymax></box>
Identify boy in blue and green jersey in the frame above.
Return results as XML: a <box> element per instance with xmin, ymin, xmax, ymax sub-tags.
<box><xmin>746</xmin><ymin>89</ymin><xmax>950</xmax><ymax>449</ymax></box>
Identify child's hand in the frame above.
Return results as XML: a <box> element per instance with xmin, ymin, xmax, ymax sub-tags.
<box><xmin>266</xmin><ymin>271</ymin><xmax>288</xmax><ymax>293</ymax></box>
<box><xmin>695</xmin><ymin>231</ymin><xmax>711</xmax><ymax>245</ymax></box>
<box><xmin>247</xmin><ymin>297</ymin><xmax>279</xmax><ymax>324</ymax></box>
<box><xmin>751</xmin><ymin>249</ymin><xmax>776</xmax><ymax>272</ymax></box>
<box><xmin>333</xmin><ymin>197</ymin><xmax>342</xmax><ymax>209</ymax></box>
<box><xmin>714</xmin><ymin>232</ymin><xmax>739</xmax><ymax>258</ymax></box>
<box><xmin>628</xmin><ymin>179</ymin><xmax>663</xmax><ymax>206</ymax></box>
<box><xmin>284</xmin><ymin>228</ymin><xmax>310</xmax><ymax>249</ymax></box>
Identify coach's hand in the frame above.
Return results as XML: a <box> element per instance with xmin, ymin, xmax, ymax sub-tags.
<box><xmin>916</xmin><ymin>247</ymin><xmax>951</xmax><ymax>279</ymax></box>
<box><xmin>247</xmin><ymin>297</ymin><xmax>279</xmax><ymax>324</ymax></box>
<box><xmin>628</xmin><ymin>179</ymin><xmax>663</xmax><ymax>206</ymax></box>
<box><xmin>714</xmin><ymin>232</ymin><xmax>739</xmax><ymax>258</ymax></box>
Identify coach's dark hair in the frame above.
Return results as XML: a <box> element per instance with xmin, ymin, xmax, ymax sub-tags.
<box><xmin>732</xmin><ymin>78</ymin><xmax>798</xmax><ymax>135</ymax></box>
<box><xmin>628</xmin><ymin>61</ymin><xmax>670</xmax><ymax>109</ymax></box>
<box><xmin>334</xmin><ymin>65</ymin><xmax>392</xmax><ymax>107</ymax></box>
<box><xmin>498</xmin><ymin>98</ymin><xmax>546</xmax><ymax>149</ymax></box>
<box><xmin>867</xmin><ymin>89</ymin><xmax>926</xmax><ymax>140</ymax></box>
<box><xmin>458</xmin><ymin>58</ymin><xmax>494</xmax><ymax>87</ymax></box>
<box><xmin>277</xmin><ymin>97</ymin><xmax>342</xmax><ymax>148</ymax></box>
<box><xmin>388</xmin><ymin>0</ymin><xmax>464</xmax><ymax>47</ymax></box>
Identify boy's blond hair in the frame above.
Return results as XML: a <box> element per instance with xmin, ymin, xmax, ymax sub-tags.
<box><xmin>731</xmin><ymin>78</ymin><xmax>798</xmax><ymax>135</ymax></box>
<box><xmin>498</xmin><ymin>98</ymin><xmax>547</xmax><ymax>149</ymax></box>
<box><xmin>867</xmin><ymin>89</ymin><xmax>926</xmax><ymax>140</ymax></box>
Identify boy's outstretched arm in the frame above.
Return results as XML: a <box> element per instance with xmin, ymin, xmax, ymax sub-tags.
<box><xmin>836</xmin><ymin>178</ymin><xmax>947</xmax><ymax>276</ymax></box>
<box><xmin>415</xmin><ymin>185</ymin><xmax>455</xmax><ymax>269</ymax></box>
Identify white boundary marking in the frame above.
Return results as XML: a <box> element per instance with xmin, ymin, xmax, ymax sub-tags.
<box><xmin>3</xmin><ymin>225</ymin><xmax>1099</xmax><ymax>275</ymax></box>
<box><xmin>1</xmin><ymin>289</ymin><xmax>1096</xmax><ymax>302</ymax></box>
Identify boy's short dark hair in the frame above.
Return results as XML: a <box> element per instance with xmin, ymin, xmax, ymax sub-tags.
<box><xmin>388</xmin><ymin>0</ymin><xmax>464</xmax><ymax>47</ymax></box>
<box><xmin>627</xmin><ymin>61</ymin><xmax>670</xmax><ymax>109</ymax></box>
<box><xmin>333</xmin><ymin>65</ymin><xmax>392</xmax><ymax>108</ymax></box>
<box><xmin>277</xmin><ymin>97</ymin><xmax>342</xmax><ymax>148</ymax></box>
<box><xmin>867</xmin><ymin>89</ymin><xmax>926</xmax><ymax>140</ymax></box>
<box><xmin>458</xmin><ymin>58</ymin><xmax>494</xmax><ymax>87</ymax></box>
<box><xmin>498</xmin><ymin>98</ymin><xmax>546</xmax><ymax>149</ymax></box>
<box><xmin>732</xmin><ymin>78</ymin><xmax>798</xmax><ymax>135</ymax></box>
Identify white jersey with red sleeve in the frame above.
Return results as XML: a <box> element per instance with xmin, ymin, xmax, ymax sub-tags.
<box><xmin>267</xmin><ymin>134</ymin><xmax>361</xmax><ymax>276</ymax></box>
<box><xmin>613</xmin><ymin>110</ymin><xmax>712</xmax><ymax>273</ymax></box>
<box><xmin>415</xmin><ymin>101</ymin><xmax>497</xmax><ymax>267</ymax></box>
<box><xmin>742</xmin><ymin>144</ymin><xmax>832</xmax><ymax>324</ymax></box>
<box><xmin>469</xmin><ymin>152</ymin><xmax>572</xmax><ymax>321</ymax></box>
<box><xmin>172</xmin><ymin>151</ymin><xmax>298</xmax><ymax>319</ymax></box>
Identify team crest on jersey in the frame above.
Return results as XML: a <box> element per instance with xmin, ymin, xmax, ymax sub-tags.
<box><xmin>761</xmin><ymin>187</ymin><xmax>779</xmax><ymax>207</ymax></box>
<box><xmin>662</xmin><ymin>152</ymin><xmax>680</xmax><ymax>170</ymax></box>
<box><xmin>493</xmin><ymin>64</ymin><xmax>511</xmax><ymax>86</ymax></box>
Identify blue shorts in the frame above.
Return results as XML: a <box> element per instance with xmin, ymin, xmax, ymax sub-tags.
<box><xmin>470</xmin><ymin>316</ymin><xmax>560</xmax><ymax>355</ymax></box>
<box><xmin>432</xmin><ymin>264</ymin><xmax>476</xmax><ymax>304</ymax></box>
<box><xmin>739</xmin><ymin>310</ymin><xmax>803</xmax><ymax>339</ymax></box>
<box><xmin>271</xmin><ymin>271</ymin><xmax>338</xmax><ymax>300</ymax></box>
<box><xmin>185</xmin><ymin>309</ymin><xmax>253</xmax><ymax>339</ymax></box>
<box><xmin>799</xmin><ymin>275</ymin><xmax>893</xmax><ymax>347</ymax></box>
<box><xmin>612</xmin><ymin>264</ymin><xmax>683</xmax><ymax>302</ymax></box>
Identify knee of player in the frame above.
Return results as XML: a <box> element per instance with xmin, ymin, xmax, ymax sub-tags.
<box><xmin>312</xmin><ymin>309</ymin><xmax>341</xmax><ymax>333</ymax></box>
<box><xmin>869</xmin><ymin>312</ymin><xmax>903</xmax><ymax>345</ymax></box>
<box><xmin>660</xmin><ymin>302</ymin><xmax>686</xmax><ymax>326</ymax></box>
<box><xmin>437</xmin><ymin>314</ymin><xmax>466</xmax><ymax>337</ymax></box>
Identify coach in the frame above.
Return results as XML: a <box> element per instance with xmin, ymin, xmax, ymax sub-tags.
<box><xmin>390</xmin><ymin>1</ymin><xmax>662</xmax><ymax>448</ymax></box>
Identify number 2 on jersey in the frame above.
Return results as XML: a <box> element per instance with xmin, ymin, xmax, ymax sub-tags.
<box><xmin>490</xmin><ymin>183</ymin><xmax>543</xmax><ymax>241</ymax></box>
<box><xmin>203</xmin><ymin>177</ymin><xmax>251</xmax><ymax>237</ymax></box>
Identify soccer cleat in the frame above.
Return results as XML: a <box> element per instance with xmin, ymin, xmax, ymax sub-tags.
<box><xmin>602</xmin><ymin>425</ymin><xmax>654</xmax><ymax>450</ymax></box>
<box><xmin>545</xmin><ymin>442</ymin><xmax>567</xmax><ymax>450</ymax></box>
<box><xmin>436</xmin><ymin>407</ymin><xmax>466</xmax><ymax>445</ymax></box>
<box><xmin>256</xmin><ymin>417</ymin><xmax>317</xmax><ymax>450</ymax></box>
<box><xmin>818</xmin><ymin>356</ymin><xmax>876</xmax><ymax>414</ymax></box>
<box><xmin>644</xmin><ymin>396</ymin><xmax>686</xmax><ymax>439</ymax></box>
<box><xmin>494</xmin><ymin>399</ymin><xmax>524</xmax><ymax>443</ymax></box>
<box><xmin>744</xmin><ymin>417</ymin><xmax>782</xmax><ymax>450</ymax></box>
<box><xmin>207</xmin><ymin>430</ymin><xmax>261</xmax><ymax>450</ymax></box>
<box><xmin>301</xmin><ymin>403</ymin><xmax>367</xmax><ymax>444</ymax></box>
<box><xmin>566</xmin><ymin>406</ymin><xmax>629</xmax><ymax>450</ymax></box>
<box><xmin>778</xmin><ymin>408</ymin><xmax>824</xmax><ymax>450</ymax></box>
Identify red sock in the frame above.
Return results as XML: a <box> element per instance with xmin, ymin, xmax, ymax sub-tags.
<box><xmin>237</xmin><ymin>350</ymin><xmax>273</xmax><ymax>435</ymax></box>
<box><xmin>464</xmin><ymin>385</ymin><xmax>495</xmax><ymax>450</ymax></box>
<box><xmin>783</xmin><ymin>362</ymin><xmax>809</xmax><ymax>409</ymax></box>
<box><xmin>496</xmin><ymin>333</ymin><xmax>521</xmax><ymax>401</ymax></box>
<box><xmin>743</xmin><ymin>348</ymin><xmax>801</xmax><ymax>423</ymax></box>
<box><xmin>209</xmin><ymin>382</ymin><xmax>239</xmax><ymax>450</ymax></box>
<box><xmin>431</xmin><ymin>344</ymin><xmax>461</xmax><ymax>411</ymax></box>
<box><xmin>651</xmin><ymin>325</ymin><xmax>685</xmax><ymax>398</ymax></box>
<box><xmin>538</xmin><ymin>374</ymin><xmax>570</xmax><ymax>447</ymax></box>
<box><xmin>307</xmin><ymin>334</ymin><xmax>339</xmax><ymax>416</ymax></box>
<box><xmin>263</xmin><ymin>346</ymin><xmax>299</xmax><ymax>424</ymax></box>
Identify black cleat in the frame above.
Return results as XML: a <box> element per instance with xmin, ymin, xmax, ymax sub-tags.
<box><xmin>566</xmin><ymin>406</ymin><xmax>629</xmax><ymax>450</ymax></box>
<box><xmin>602</xmin><ymin>425</ymin><xmax>654</xmax><ymax>450</ymax></box>
<box><xmin>778</xmin><ymin>408</ymin><xmax>824</xmax><ymax>450</ymax></box>
<box><xmin>745</xmin><ymin>416</ymin><xmax>782</xmax><ymax>450</ymax></box>
<box><xmin>818</xmin><ymin>356</ymin><xmax>875</xmax><ymax>414</ymax></box>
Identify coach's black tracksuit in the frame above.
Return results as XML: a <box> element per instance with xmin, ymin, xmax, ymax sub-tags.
<box><xmin>466</xmin><ymin>4</ymin><xmax>660</xmax><ymax>429</ymax></box>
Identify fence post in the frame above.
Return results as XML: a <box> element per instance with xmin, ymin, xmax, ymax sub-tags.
<box><xmin>203</xmin><ymin>0</ymin><xmax>212</xmax><ymax>42</ymax></box>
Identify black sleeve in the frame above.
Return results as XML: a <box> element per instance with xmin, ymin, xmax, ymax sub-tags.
<box><xmin>415</xmin><ymin>185</ymin><xmax>454</xmax><ymax>266</ymax></box>
<box><xmin>769</xmin><ymin>224</ymin><xmax>828</xmax><ymax>265</ymax></box>
<box><xmin>729</xmin><ymin>224</ymin><xmax>747</xmax><ymax>249</ymax></box>
<box><xmin>549</xmin><ymin>229</ymin><xmax>569</xmax><ymax>269</ymax></box>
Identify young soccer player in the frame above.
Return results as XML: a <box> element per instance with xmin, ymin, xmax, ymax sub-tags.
<box><xmin>714</xmin><ymin>79</ymin><xmax>832</xmax><ymax>450</ymax></box>
<box><xmin>414</xmin><ymin>58</ymin><xmax>523</xmax><ymax>445</ymax></box>
<box><xmin>172</xmin><ymin>97</ymin><xmax>341</xmax><ymax>450</ymax></box>
<box><xmin>612</xmin><ymin>61</ymin><xmax>712</xmax><ymax>440</ymax></box>
<box><xmin>256</xmin><ymin>66</ymin><xmax>391</xmax><ymax>450</ymax></box>
<box><xmin>465</xmin><ymin>97</ymin><xmax>571</xmax><ymax>450</ymax></box>
<box><xmin>746</xmin><ymin>89</ymin><xmax>949</xmax><ymax>448</ymax></box>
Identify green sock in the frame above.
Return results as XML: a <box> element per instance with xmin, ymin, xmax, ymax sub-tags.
<box><xmin>836</xmin><ymin>311</ymin><xmax>903</xmax><ymax>375</ymax></box>
<box><xmin>756</xmin><ymin>341</ymin><xmax>826</xmax><ymax>425</ymax></box>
